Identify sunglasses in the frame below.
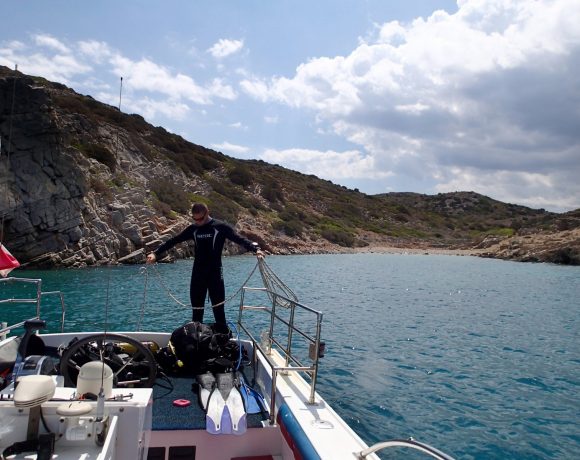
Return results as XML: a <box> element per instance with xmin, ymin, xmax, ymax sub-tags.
<box><xmin>193</xmin><ymin>212</ymin><xmax>207</xmax><ymax>222</ymax></box>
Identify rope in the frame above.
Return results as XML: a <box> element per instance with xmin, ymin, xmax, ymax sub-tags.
<box><xmin>144</xmin><ymin>257</ymin><xmax>295</xmax><ymax>312</ymax></box>
<box><xmin>258</xmin><ymin>258</ymin><xmax>298</xmax><ymax>306</ymax></box>
<box><xmin>148</xmin><ymin>264</ymin><xmax>189</xmax><ymax>308</ymax></box>
<box><xmin>146</xmin><ymin>258</ymin><xmax>261</xmax><ymax>309</ymax></box>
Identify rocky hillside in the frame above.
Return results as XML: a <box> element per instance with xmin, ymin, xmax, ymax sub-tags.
<box><xmin>1</xmin><ymin>66</ymin><xmax>579</xmax><ymax>267</ymax></box>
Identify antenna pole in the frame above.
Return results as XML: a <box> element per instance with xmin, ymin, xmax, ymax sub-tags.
<box><xmin>118</xmin><ymin>77</ymin><xmax>123</xmax><ymax>111</ymax></box>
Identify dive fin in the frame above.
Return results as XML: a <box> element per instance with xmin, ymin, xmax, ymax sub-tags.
<box><xmin>205</xmin><ymin>372</ymin><xmax>247</xmax><ymax>435</ymax></box>
<box><xmin>205</xmin><ymin>388</ymin><xmax>227</xmax><ymax>434</ymax></box>
<box><xmin>239</xmin><ymin>375</ymin><xmax>266</xmax><ymax>415</ymax></box>
<box><xmin>196</xmin><ymin>372</ymin><xmax>216</xmax><ymax>411</ymax></box>
<box><xmin>225</xmin><ymin>386</ymin><xmax>247</xmax><ymax>435</ymax></box>
<box><xmin>216</xmin><ymin>371</ymin><xmax>234</xmax><ymax>400</ymax></box>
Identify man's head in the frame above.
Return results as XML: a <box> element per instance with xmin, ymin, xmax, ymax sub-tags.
<box><xmin>191</xmin><ymin>203</ymin><xmax>210</xmax><ymax>226</ymax></box>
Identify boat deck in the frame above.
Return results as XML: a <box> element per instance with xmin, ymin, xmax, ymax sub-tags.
<box><xmin>38</xmin><ymin>345</ymin><xmax>269</xmax><ymax>432</ymax></box>
<box><xmin>152</xmin><ymin>369</ymin><xmax>268</xmax><ymax>431</ymax></box>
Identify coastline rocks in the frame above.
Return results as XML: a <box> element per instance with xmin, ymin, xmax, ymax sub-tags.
<box><xmin>478</xmin><ymin>228</ymin><xmax>580</xmax><ymax>265</ymax></box>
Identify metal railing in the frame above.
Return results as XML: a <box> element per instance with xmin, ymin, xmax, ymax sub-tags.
<box><xmin>236</xmin><ymin>286</ymin><xmax>324</xmax><ymax>425</ymax></box>
<box><xmin>0</xmin><ymin>277</ymin><xmax>66</xmax><ymax>337</ymax></box>
<box><xmin>357</xmin><ymin>438</ymin><xmax>456</xmax><ymax>460</ymax></box>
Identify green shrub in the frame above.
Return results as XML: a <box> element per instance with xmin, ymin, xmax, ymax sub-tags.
<box><xmin>485</xmin><ymin>227</ymin><xmax>515</xmax><ymax>237</ymax></box>
<box><xmin>327</xmin><ymin>200</ymin><xmax>362</xmax><ymax>222</ymax></box>
<box><xmin>321</xmin><ymin>227</ymin><xmax>355</xmax><ymax>247</ymax></box>
<box><xmin>261</xmin><ymin>179</ymin><xmax>284</xmax><ymax>203</ymax></box>
<box><xmin>77</xmin><ymin>142</ymin><xmax>116</xmax><ymax>171</ymax></box>
<box><xmin>207</xmin><ymin>192</ymin><xmax>239</xmax><ymax>224</ymax></box>
<box><xmin>195</xmin><ymin>151</ymin><xmax>220</xmax><ymax>171</ymax></box>
<box><xmin>89</xmin><ymin>177</ymin><xmax>113</xmax><ymax>200</ymax></box>
<box><xmin>273</xmin><ymin>210</ymin><xmax>304</xmax><ymax>236</ymax></box>
<box><xmin>228</xmin><ymin>164</ymin><xmax>253</xmax><ymax>186</ymax></box>
<box><xmin>150</xmin><ymin>178</ymin><xmax>191</xmax><ymax>214</ymax></box>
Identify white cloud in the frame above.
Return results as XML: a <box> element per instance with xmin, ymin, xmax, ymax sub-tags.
<box><xmin>395</xmin><ymin>102</ymin><xmax>430</xmax><ymax>115</ymax></box>
<box><xmin>211</xmin><ymin>142</ymin><xmax>250</xmax><ymax>156</ymax></box>
<box><xmin>264</xmin><ymin>115</ymin><xmax>279</xmax><ymax>124</ymax></box>
<box><xmin>131</xmin><ymin>97</ymin><xmax>190</xmax><ymax>121</ymax></box>
<box><xmin>110</xmin><ymin>55</ymin><xmax>213</xmax><ymax>105</ymax></box>
<box><xmin>78</xmin><ymin>40</ymin><xmax>113</xmax><ymax>62</ymax></box>
<box><xmin>261</xmin><ymin>148</ymin><xmax>391</xmax><ymax>181</ymax></box>
<box><xmin>33</xmin><ymin>34</ymin><xmax>69</xmax><ymax>53</ymax></box>
<box><xmin>244</xmin><ymin>0</ymin><xmax>580</xmax><ymax>210</ymax></box>
<box><xmin>15</xmin><ymin>52</ymin><xmax>91</xmax><ymax>83</ymax></box>
<box><xmin>228</xmin><ymin>122</ymin><xmax>248</xmax><ymax>130</ymax></box>
<box><xmin>434</xmin><ymin>168</ymin><xmax>578</xmax><ymax>212</ymax></box>
<box><xmin>0</xmin><ymin>34</ymin><xmax>91</xmax><ymax>83</ymax></box>
<box><xmin>208</xmin><ymin>78</ymin><xmax>237</xmax><ymax>100</ymax></box>
<box><xmin>0</xmin><ymin>34</ymin><xmax>241</xmax><ymax>123</ymax></box>
<box><xmin>208</xmin><ymin>39</ymin><xmax>244</xmax><ymax>59</ymax></box>
<box><xmin>239</xmin><ymin>78</ymin><xmax>270</xmax><ymax>102</ymax></box>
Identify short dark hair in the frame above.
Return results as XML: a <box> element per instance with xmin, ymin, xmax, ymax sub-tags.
<box><xmin>191</xmin><ymin>203</ymin><xmax>209</xmax><ymax>215</ymax></box>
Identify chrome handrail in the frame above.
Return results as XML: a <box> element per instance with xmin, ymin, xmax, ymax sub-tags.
<box><xmin>41</xmin><ymin>290</ymin><xmax>67</xmax><ymax>333</ymax></box>
<box><xmin>357</xmin><ymin>438</ymin><xmax>456</xmax><ymax>460</ymax></box>
<box><xmin>0</xmin><ymin>277</ymin><xmax>66</xmax><ymax>335</ymax></box>
<box><xmin>236</xmin><ymin>286</ymin><xmax>323</xmax><ymax>425</ymax></box>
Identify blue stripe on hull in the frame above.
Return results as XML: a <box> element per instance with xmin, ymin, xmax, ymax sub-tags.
<box><xmin>277</xmin><ymin>403</ymin><xmax>321</xmax><ymax>460</ymax></box>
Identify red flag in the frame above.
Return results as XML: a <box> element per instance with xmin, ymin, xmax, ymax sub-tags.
<box><xmin>0</xmin><ymin>244</ymin><xmax>20</xmax><ymax>277</ymax></box>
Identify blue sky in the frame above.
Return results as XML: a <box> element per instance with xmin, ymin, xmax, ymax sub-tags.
<box><xmin>2</xmin><ymin>0</ymin><xmax>579</xmax><ymax>212</ymax></box>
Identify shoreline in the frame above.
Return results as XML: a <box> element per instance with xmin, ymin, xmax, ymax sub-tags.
<box><xmin>353</xmin><ymin>245</ymin><xmax>483</xmax><ymax>256</ymax></box>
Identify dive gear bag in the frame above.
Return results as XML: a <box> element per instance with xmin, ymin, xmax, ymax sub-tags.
<box><xmin>156</xmin><ymin>321</ymin><xmax>241</xmax><ymax>374</ymax></box>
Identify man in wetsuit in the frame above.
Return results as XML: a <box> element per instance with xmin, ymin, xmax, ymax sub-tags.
<box><xmin>146</xmin><ymin>203</ymin><xmax>264</xmax><ymax>326</ymax></box>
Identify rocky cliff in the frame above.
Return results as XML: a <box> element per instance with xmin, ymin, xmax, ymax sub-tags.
<box><xmin>1</xmin><ymin>66</ymin><xmax>579</xmax><ymax>267</ymax></box>
<box><xmin>0</xmin><ymin>67</ymin><xmax>356</xmax><ymax>267</ymax></box>
<box><xmin>0</xmin><ymin>68</ymin><xmax>200</xmax><ymax>266</ymax></box>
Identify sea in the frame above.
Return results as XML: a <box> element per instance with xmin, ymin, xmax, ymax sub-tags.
<box><xmin>2</xmin><ymin>253</ymin><xmax>579</xmax><ymax>459</ymax></box>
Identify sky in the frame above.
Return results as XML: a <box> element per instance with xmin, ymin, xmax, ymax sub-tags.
<box><xmin>2</xmin><ymin>0</ymin><xmax>579</xmax><ymax>213</ymax></box>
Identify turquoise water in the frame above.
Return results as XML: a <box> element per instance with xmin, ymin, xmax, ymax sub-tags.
<box><xmin>2</xmin><ymin>254</ymin><xmax>579</xmax><ymax>459</ymax></box>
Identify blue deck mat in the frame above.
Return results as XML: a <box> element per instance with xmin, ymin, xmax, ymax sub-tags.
<box><xmin>152</xmin><ymin>370</ymin><xmax>267</xmax><ymax>431</ymax></box>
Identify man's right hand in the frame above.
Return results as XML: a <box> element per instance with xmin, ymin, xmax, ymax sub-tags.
<box><xmin>146</xmin><ymin>253</ymin><xmax>157</xmax><ymax>264</ymax></box>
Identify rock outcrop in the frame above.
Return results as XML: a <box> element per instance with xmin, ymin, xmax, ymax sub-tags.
<box><xmin>0</xmin><ymin>70</ymin><xmax>192</xmax><ymax>267</ymax></box>
<box><xmin>477</xmin><ymin>228</ymin><xmax>580</xmax><ymax>265</ymax></box>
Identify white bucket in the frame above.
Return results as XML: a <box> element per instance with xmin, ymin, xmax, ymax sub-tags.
<box><xmin>76</xmin><ymin>362</ymin><xmax>113</xmax><ymax>399</ymax></box>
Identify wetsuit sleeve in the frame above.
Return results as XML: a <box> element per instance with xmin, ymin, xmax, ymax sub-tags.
<box><xmin>222</xmin><ymin>223</ymin><xmax>259</xmax><ymax>252</ymax></box>
<box><xmin>153</xmin><ymin>225</ymin><xmax>195</xmax><ymax>258</ymax></box>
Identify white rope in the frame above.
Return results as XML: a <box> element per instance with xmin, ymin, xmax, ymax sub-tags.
<box><xmin>148</xmin><ymin>264</ymin><xmax>189</xmax><ymax>308</ymax></box>
<box><xmin>147</xmin><ymin>258</ymin><xmax>261</xmax><ymax>309</ymax></box>
<box><xmin>258</xmin><ymin>258</ymin><xmax>298</xmax><ymax>306</ymax></box>
<box><xmin>143</xmin><ymin>257</ymin><xmax>297</xmax><ymax>314</ymax></box>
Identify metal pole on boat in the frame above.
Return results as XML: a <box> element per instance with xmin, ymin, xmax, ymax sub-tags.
<box><xmin>308</xmin><ymin>311</ymin><xmax>323</xmax><ymax>405</ymax></box>
<box><xmin>35</xmin><ymin>279</ymin><xmax>42</xmax><ymax>319</ymax></box>
<box><xmin>284</xmin><ymin>294</ymin><xmax>295</xmax><ymax>368</ymax></box>
<box><xmin>357</xmin><ymin>438</ymin><xmax>456</xmax><ymax>460</ymax></box>
<box><xmin>269</xmin><ymin>368</ymin><xmax>277</xmax><ymax>425</ymax></box>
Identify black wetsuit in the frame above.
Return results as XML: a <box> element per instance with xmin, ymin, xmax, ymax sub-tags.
<box><xmin>153</xmin><ymin>219</ymin><xmax>259</xmax><ymax>325</ymax></box>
